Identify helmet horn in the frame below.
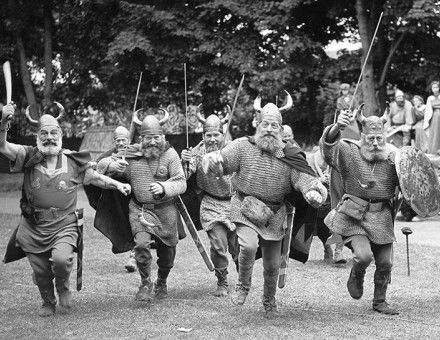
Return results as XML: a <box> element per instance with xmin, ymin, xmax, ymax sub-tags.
<box><xmin>133</xmin><ymin>109</ymin><xmax>143</xmax><ymax>126</ymax></box>
<box><xmin>196</xmin><ymin>104</ymin><xmax>206</xmax><ymax>124</ymax></box>
<box><xmin>355</xmin><ymin>103</ymin><xmax>366</xmax><ymax>125</ymax></box>
<box><xmin>158</xmin><ymin>108</ymin><xmax>170</xmax><ymax>126</ymax></box>
<box><xmin>278</xmin><ymin>90</ymin><xmax>293</xmax><ymax>113</ymax></box>
<box><xmin>253</xmin><ymin>95</ymin><xmax>262</xmax><ymax>113</ymax></box>
<box><xmin>25</xmin><ymin>105</ymin><xmax>39</xmax><ymax>125</ymax></box>
<box><xmin>53</xmin><ymin>102</ymin><xmax>65</xmax><ymax>120</ymax></box>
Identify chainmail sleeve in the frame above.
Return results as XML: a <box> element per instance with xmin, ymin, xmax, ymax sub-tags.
<box><xmin>290</xmin><ymin>169</ymin><xmax>328</xmax><ymax>207</ymax></box>
<box><xmin>220</xmin><ymin>138</ymin><xmax>244</xmax><ymax>175</ymax></box>
<box><xmin>159</xmin><ymin>148</ymin><xmax>187</xmax><ymax>198</ymax></box>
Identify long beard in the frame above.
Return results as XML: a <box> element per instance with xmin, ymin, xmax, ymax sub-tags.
<box><xmin>255</xmin><ymin>133</ymin><xmax>282</xmax><ymax>154</ymax></box>
<box><xmin>37</xmin><ymin>138</ymin><xmax>62</xmax><ymax>156</ymax></box>
<box><xmin>360</xmin><ymin>144</ymin><xmax>387</xmax><ymax>162</ymax></box>
<box><xmin>205</xmin><ymin>141</ymin><xmax>220</xmax><ymax>153</ymax></box>
<box><xmin>142</xmin><ymin>141</ymin><xmax>166</xmax><ymax>159</ymax></box>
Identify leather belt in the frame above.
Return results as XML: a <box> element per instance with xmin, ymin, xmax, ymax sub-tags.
<box><xmin>132</xmin><ymin>195</ymin><xmax>174</xmax><ymax>210</ymax></box>
<box><xmin>204</xmin><ymin>191</ymin><xmax>231</xmax><ymax>201</ymax></box>
<box><xmin>236</xmin><ymin>190</ymin><xmax>282</xmax><ymax>213</ymax></box>
<box><xmin>33</xmin><ymin>207</ymin><xmax>74</xmax><ymax>221</ymax></box>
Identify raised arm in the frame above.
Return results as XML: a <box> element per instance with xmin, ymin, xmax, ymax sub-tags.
<box><xmin>0</xmin><ymin>104</ymin><xmax>22</xmax><ymax>160</ymax></box>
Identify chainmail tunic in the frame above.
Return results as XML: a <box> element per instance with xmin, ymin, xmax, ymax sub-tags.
<box><xmin>118</xmin><ymin>147</ymin><xmax>186</xmax><ymax>246</ymax></box>
<box><xmin>320</xmin><ymin>125</ymin><xmax>399</xmax><ymax>244</ymax></box>
<box><xmin>185</xmin><ymin>141</ymin><xmax>234</xmax><ymax>232</ymax></box>
<box><xmin>220</xmin><ymin>137</ymin><xmax>327</xmax><ymax>241</ymax></box>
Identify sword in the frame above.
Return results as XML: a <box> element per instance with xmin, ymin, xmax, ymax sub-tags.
<box><xmin>75</xmin><ymin>208</ymin><xmax>84</xmax><ymax>291</ymax></box>
<box><xmin>278</xmin><ymin>206</ymin><xmax>296</xmax><ymax>288</ymax></box>
<box><xmin>128</xmin><ymin>72</ymin><xmax>143</xmax><ymax>143</ymax></box>
<box><xmin>222</xmin><ymin>74</ymin><xmax>245</xmax><ymax>148</ymax></box>
<box><xmin>348</xmin><ymin>11</ymin><xmax>384</xmax><ymax>113</ymax></box>
<box><xmin>175</xmin><ymin>195</ymin><xmax>214</xmax><ymax>272</ymax></box>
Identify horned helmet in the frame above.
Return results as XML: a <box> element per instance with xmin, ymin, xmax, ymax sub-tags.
<box><xmin>25</xmin><ymin>102</ymin><xmax>65</xmax><ymax>130</ymax></box>
<box><xmin>356</xmin><ymin>104</ymin><xmax>387</xmax><ymax>135</ymax></box>
<box><xmin>196</xmin><ymin>104</ymin><xmax>231</xmax><ymax>134</ymax></box>
<box><xmin>253</xmin><ymin>90</ymin><xmax>293</xmax><ymax>125</ymax></box>
<box><xmin>133</xmin><ymin>108</ymin><xmax>170</xmax><ymax>135</ymax></box>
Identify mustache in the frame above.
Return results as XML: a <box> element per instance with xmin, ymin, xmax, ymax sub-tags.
<box><xmin>42</xmin><ymin>141</ymin><xmax>58</xmax><ymax>146</ymax></box>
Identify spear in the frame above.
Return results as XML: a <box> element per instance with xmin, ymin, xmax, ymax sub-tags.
<box><xmin>184</xmin><ymin>63</ymin><xmax>189</xmax><ymax>149</ymax></box>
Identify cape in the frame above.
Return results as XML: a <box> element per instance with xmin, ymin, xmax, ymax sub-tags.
<box><xmin>247</xmin><ymin>138</ymin><xmax>318</xmax><ymax>263</ymax></box>
<box><xmin>86</xmin><ymin>144</ymin><xmax>187</xmax><ymax>255</ymax></box>
<box><xmin>4</xmin><ymin>149</ymin><xmax>92</xmax><ymax>263</ymax></box>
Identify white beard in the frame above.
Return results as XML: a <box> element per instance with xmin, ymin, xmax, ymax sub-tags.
<box><xmin>37</xmin><ymin>138</ymin><xmax>62</xmax><ymax>156</ymax></box>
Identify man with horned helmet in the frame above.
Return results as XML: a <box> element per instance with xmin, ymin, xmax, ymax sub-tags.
<box><xmin>0</xmin><ymin>103</ymin><xmax>131</xmax><ymax>317</ymax></box>
<box><xmin>98</xmin><ymin>108</ymin><xmax>187</xmax><ymax>302</ymax></box>
<box><xmin>202</xmin><ymin>91</ymin><xmax>327</xmax><ymax>318</ymax></box>
<box><xmin>95</xmin><ymin>125</ymin><xmax>137</xmax><ymax>273</ymax></box>
<box><xmin>181</xmin><ymin>106</ymin><xmax>238</xmax><ymax>297</ymax></box>
<box><xmin>320</xmin><ymin>108</ymin><xmax>401</xmax><ymax>315</ymax></box>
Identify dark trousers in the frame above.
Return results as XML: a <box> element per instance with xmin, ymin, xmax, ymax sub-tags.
<box><xmin>134</xmin><ymin>231</ymin><xmax>176</xmax><ymax>286</ymax></box>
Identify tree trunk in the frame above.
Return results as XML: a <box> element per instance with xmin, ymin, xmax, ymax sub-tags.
<box><xmin>355</xmin><ymin>0</ymin><xmax>378</xmax><ymax>117</ymax></box>
<box><xmin>43</xmin><ymin>0</ymin><xmax>53</xmax><ymax>107</ymax></box>
<box><xmin>16</xmin><ymin>33</ymin><xmax>38</xmax><ymax>118</ymax></box>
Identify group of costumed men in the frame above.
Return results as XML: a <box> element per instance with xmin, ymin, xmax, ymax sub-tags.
<box><xmin>2</xmin><ymin>86</ymin><xmax>425</xmax><ymax>318</ymax></box>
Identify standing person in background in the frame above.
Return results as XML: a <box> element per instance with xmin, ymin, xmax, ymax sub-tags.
<box><xmin>335</xmin><ymin>83</ymin><xmax>360</xmax><ymax>140</ymax></box>
<box><xmin>423</xmin><ymin>81</ymin><xmax>440</xmax><ymax>155</ymax></box>
<box><xmin>412</xmin><ymin>95</ymin><xmax>427</xmax><ymax>152</ymax></box>
<box><xmin>386</xmin><ymin>90</ymin><xmax>414</xmax><ymax>147</ymax></box>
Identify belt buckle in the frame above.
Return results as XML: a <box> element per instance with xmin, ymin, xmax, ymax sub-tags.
<box><xmin>50</xmin><ymin>207</ymin><xmax>59</xmax><ymax>219</ymax></box>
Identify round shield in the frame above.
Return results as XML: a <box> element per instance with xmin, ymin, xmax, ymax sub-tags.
<box><xmin>395</xmin><ymin>146</ymin><xmax>440</xmax><ymax>217</ymax></box>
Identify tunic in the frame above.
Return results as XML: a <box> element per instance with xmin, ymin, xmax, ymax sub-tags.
<box><xmin>10</xmin><ymin>146</ymin><xmax>92</xmax><ymax>253</ymax></box>
<box><xmin>320</xmin><ymin>126</ymin><xmax>399</xmax><ymax>244</ymax></box>
<box><xmin>110</xmin><ymin>145</ymin><xmax>186</xmax><ymax>246</ymax></box>
<box><xmin>220</xmin><ymin>137</ymin><xmax>327</xmax><ymax>241</ymax></box>
<box><xmin>186</xmin><ymin>141</ymin><xmax>234</xmax><ymax>232</ymax></box>
<box><xmin>424</xmin><ymin>95</ymin><xmax>440</xmax><ymax>154</ymax></box>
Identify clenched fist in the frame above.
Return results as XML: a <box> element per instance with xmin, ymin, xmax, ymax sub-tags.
<box><xmin>117</xmin><ymin>183</ymin><xmax>131</xmax><ymax>196</ymax></box>
<box><xmin>305</xmin><ymin>190</ymin><xmax>323</xmax><ymax>208</ymax></box>
<box><xmin>336</xmin><ymin>109</ymin><xmax>352</xmax><ymax>131</ymax></box>
<box><xmin>109</xmin><ymin>159</ymin><xmax>128</xmax><ymax>174</ymax></box>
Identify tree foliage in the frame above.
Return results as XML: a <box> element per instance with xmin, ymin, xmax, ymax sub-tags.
<box><xmin>1</xmin><ymin>0</ymin><xmax>439</xmax><ymax>143</ymax></box>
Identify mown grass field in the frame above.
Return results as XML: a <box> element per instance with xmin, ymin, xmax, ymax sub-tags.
<box><xmin>1</xmin><ymin>188</ymin><xmax>440</xmax><ymax>340</ymax></box>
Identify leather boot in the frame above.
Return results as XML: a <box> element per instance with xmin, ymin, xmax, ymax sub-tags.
<box><xmin>263</xmin><ymin>296</ymin><xmax>279</xmax><ymax>319</ymax></box>
<box><xmin>324</xmin><ymin>244</ymin><xmax>333</xmax><ymax>262</ymax></box>
<box><xmin>373</xmin><ymin>269</ymin><xmax>399</xmax><ymax>315</ymax></box>
<box><xmin>333</xmin><ymin>242</ymin><xmax>347</xmax><ymax>264</ymax></box>
<box><xmin>136</xmin><ymin>279</ymin><xmax>154</xmax><ymax>302</ymax></box>
<box><xmin>347</xmin><ymin>262</ymin><xmax>366</xmax><ymax>299</ymax></box>
<box><xmin>262</xmin><ymin>266</ymin><xmax>279</xmax><ymax>318</ymax></box>
<box><xmin>154</xmin><ymin>268</ymin><xmax>169</xmax><ymax>300</ymax></box>
<box><xmin>38</xmin><ymin>284</ymin><xmax>56</xmax><ymax>317</ymax></box>
<box><xmin>213</xmin><ymin>268</ymin><xmax>229</xmax><ymax>297</ymax></box>
<box><xmin>55</xmin><ymin>277</ymin><xmax>72</xmax><ymax>313</ymax></box>
<box><xmin>230</xmin><ymin>283</ymin><xmax>249</xmax><ymax>305</ymax></box>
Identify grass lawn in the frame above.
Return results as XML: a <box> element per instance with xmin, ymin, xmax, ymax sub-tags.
<box><xmin>1</xmin><ymin>189</ymin><xmax>440</xmax><ymax>339</ymax></box>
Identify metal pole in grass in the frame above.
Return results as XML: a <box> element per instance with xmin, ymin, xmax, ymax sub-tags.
<box><xmin>401</xmin><ymin>226</ymin><xmax>413</xmax><ymax>276</ymax></box>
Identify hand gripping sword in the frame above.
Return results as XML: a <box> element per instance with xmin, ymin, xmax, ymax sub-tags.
<box><xmin>176</xmin><ymin>195</ymin><xmax>214</xmax><ymax>272</ymax></box>
<box><xmin>278</xmin><ymin>206</ymin><xmax>296</xmax><ymax>288</ymax></box>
